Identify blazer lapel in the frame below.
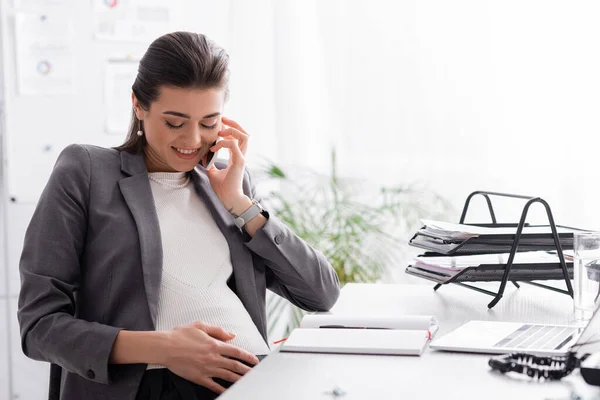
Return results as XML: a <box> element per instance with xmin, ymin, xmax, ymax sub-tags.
<box><xmin>190</xmin><ymin>167</ymin><xmax>265</xmax><ymax>332</ymax></box>
<box><xmin>118</xmin><ymin>151</ymin><xmax>163</xmax><ymax>327</ymax></box>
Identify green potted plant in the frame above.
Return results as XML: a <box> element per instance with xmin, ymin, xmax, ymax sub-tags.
<box><xmin>255</xmin><ymin>150</ymin><xmax>453</xmax><ymax>338</ymax></box>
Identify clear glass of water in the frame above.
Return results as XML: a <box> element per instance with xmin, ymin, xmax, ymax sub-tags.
<box><xmin>573</xmin><ymin>232</ymin><xmax>600</xmax><ymax>320</ymax></box>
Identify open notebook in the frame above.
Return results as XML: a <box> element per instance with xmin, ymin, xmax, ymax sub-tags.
<box><xmin>279</xmin><ymin>314</ymin><xmax>439</xmax><ymax>356</ymax></box>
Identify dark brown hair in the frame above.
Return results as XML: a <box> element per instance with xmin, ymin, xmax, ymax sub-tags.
<box><xmin>115</xmin><ymin>32</ymin><xmax>230</xmax><ymax>153</ymax></box>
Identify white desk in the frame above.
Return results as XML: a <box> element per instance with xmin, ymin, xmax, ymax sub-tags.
<box><xmin>220</xmin><ymin>283</ymin><xmax>600</xmax><ymax>400</ymax></box>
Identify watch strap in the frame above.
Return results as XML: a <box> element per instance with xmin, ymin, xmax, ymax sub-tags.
<box><xmin>234</xmin><ymin>200</ymin><xmax>263</xmax><ymax>228</ymax></box>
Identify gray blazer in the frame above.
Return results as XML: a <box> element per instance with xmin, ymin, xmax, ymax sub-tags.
<box><xmin>17</xmin><ymin>144</ymin><xmax>340</xmax><ymax>400</ymax></box>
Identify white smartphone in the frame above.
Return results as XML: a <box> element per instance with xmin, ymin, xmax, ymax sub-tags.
<box><xmin>203</xmin><ymin>137</ymin><xmax>221</xmax><ymax>169</ymax></box>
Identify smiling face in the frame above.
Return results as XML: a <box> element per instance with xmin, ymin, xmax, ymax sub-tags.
<box><xmin>133</xmin><ymin>86</ymin><xmax>225</xmax><ymax>172</ymax></box>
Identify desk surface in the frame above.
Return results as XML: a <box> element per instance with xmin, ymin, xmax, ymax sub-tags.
<box><xmin>220</xmin><ymin>283</ymin><xmax>600</xmax><ymax>400</ymax></box>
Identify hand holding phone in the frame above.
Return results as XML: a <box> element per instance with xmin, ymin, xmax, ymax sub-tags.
<box><xmin>204</xmin><ymin>117</ymin><xmax>251</xmax><ymax>214</ymax></box>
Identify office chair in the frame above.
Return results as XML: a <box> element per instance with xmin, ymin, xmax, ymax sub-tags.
<box><xmin>48</xmin><ymin>363</ymin><xmax>61</xmax><ymax>400</ymax></box>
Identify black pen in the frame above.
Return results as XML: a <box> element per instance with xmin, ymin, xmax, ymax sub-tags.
<box><xmin>319</xmin><ymin>325</ymin><xmax>390</xmax><ymax>330</ymax></box>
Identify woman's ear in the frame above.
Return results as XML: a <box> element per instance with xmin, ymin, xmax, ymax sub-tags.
<box><xmin>131</xmin><ymin>93</ymin><xmax>144</xmax><ymax>120</ymax></box>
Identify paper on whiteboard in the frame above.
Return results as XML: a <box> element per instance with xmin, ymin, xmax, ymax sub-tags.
<box><xmin>14</xmin><ymin>12</ymin><xmax>74</xmax><ymax>95</ymax></box>
<box><xmin>93</xmin><ymin>0</ymin><xmax>171</xmax><ymax>42</ymax></box>
<box><xmin>104</xmin><ymin>60</ymin><xmax>139</xmax><ymax>135</ymax></box>
<box><xmin>13</xmin><ymin>0</ymin><xmax>72</xmax><ymax>9</ymax></box>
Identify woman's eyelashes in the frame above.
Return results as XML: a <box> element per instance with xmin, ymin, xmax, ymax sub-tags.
<box><xmin>201</xmin><ymin>123</ymin><xmax>218</xmax><ymax>130</ymax></box>
<box><xmin>165</xmin><ymin>120</ymin><xmax>184</xmax><ymax>129</ymax></box>
<box><xmin>164</xmin><ymin>120</ymin><xmax>218</xmax><ymax>130</ymax></box>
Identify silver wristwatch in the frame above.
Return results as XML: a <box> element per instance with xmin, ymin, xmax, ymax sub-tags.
<box><xmin>233</xmin><ymin>200</ymin><xmax>264</xmax><ymax>228</ymax></box>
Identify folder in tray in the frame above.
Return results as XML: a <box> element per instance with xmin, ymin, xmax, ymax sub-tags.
<box><xmin>405</xmin><ymin>251</ymin><xmax>574</xmax><ymax>284</ymax></box>
<box><xmin>409</xmin><ymin>220</ymin><xmax>581</xmax><ymax>255</ymax></box>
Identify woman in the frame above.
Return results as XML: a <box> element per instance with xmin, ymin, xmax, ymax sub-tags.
<box><xmin>17</xmin><ymin>31</ymin><xmax>340</xmax><ymax>400</ymax></box>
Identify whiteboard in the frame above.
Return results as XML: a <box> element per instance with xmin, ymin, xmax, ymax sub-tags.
<box><xmin>0</xmin><ymin>0</ymin><xmax>232</xmax><ymax>203</ymax></box>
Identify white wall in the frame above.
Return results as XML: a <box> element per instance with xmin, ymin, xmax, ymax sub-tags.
<box><xmin>319</xmin><ymin>0</ymin><xmax>600</xmax><ymax>229</ymax></box>
<box><xmin>0</xmin><ymin>1</ymin><xmax>12</xmax><ymax>398</ymax></box>
<box><xmin>221</xmin><ymin>0</ymin><xmax>600</xmax><ymax>229</ymax></box>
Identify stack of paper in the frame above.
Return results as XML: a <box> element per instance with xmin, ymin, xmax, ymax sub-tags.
<box><xmin>412</xmin><ymin>251</ymin><xmax>569</xmax><ymax>276</ymax></box>
<box><xmin>406</xmin><ymin>250</ymin><xmax>574</xmax><ymax>284</ymax></box>
<box><xmin>410</xmin><ymin>219</ymin><xmax>579</xmax><ymax>255</ymax></box>
<box><xmin>420</xmin><ymin>219</ymin><xmax>576</xmax><ymax>241</ymax></box>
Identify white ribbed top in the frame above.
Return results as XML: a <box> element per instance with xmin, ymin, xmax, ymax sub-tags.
<box><xmin>147</xmin><ymin>172</ymin><xmax>270</xmax><ymax>369</ymax></box>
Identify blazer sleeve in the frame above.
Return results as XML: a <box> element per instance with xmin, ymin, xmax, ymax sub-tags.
<box><xmin>17</xmin><ymin>144</ymin><xmax>121</xmax><ymax>385</ymax></box>
<box><xmin>242</xmin><ymin>170</ymin><xmax>340</xmax><ymax>311</ymax></box>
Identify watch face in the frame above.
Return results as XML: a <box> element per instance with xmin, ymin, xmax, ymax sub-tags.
<box><xmin>234</xmin><ymin>216</ymin><xmax>245</xmax><ymax>228</ymax></box>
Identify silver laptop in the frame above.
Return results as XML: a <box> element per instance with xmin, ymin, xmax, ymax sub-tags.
<box><xmin>430</xmin><ymin>305</ymin><xmax>599</xmax><ymax>356</ymax></box>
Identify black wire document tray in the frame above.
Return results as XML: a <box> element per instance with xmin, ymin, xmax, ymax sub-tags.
<box><xmin>405</xmin><ymin>191</ymin><xmax>585</xmax><ymax>309</ymax></box>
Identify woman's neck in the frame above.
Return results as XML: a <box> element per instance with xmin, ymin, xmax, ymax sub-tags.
<box><xmin>144</xmin><ymin>146</ymin><xmax>177</xmax><ymax>173</ymax></box>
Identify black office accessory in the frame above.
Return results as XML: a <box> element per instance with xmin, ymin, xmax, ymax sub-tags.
<box><xmin>489</xmin><ymin>340</ymin><xmax>600</xmax><ymax>385</ymax></box>
<box><xmin>487</xmin><ymin>316</ymin><xmax>600</xmax><ymax>384</ymax></box>
<box><xmin>580</xmin><ymin>352</ymin><xmax>600</xmax><ymax>386</ymax></box>
<box><xmin>488</xmin><ymin>352</ymin><xmax>587</xmax><ymax>381</ymax></box>
<box><xmin>406</xmin><ymin>191</ymin><xmax>587</xmax><ymax>308</ymax></box>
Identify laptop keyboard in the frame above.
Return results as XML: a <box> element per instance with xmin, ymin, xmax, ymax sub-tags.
<box><xmin>493</xmin><ymin>324</ymin><xmax>581</xmax><ymax>351</ymax></box>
